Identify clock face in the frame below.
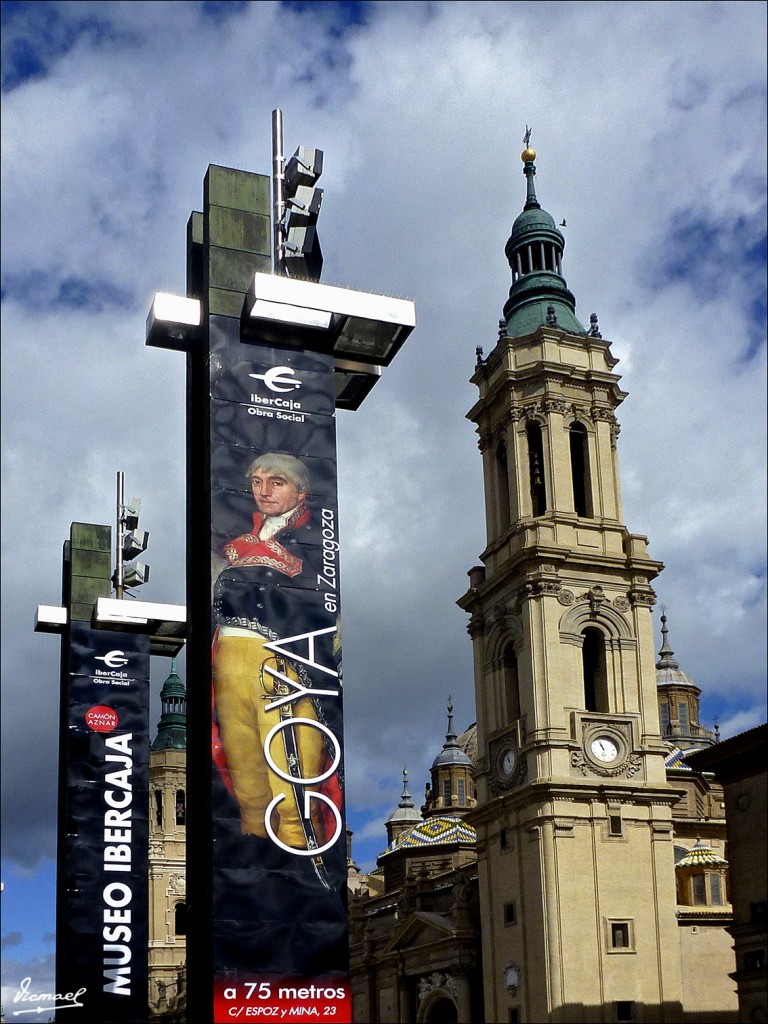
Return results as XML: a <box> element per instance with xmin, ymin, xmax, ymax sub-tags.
<box><xmin>590</xmin><ymin>736</ymin><xmax>619</xmax><ymax>763</ymax></box>
<box><xmin>500</xmin><ymin>747</ymin><xmax>517</xmax><ymax>776</ymax></box>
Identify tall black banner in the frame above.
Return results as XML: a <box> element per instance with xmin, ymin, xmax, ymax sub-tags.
<box><xmin>207</xmin><ymin>315</ymin><xmax>350</xmax><ymax>1021</ymax></box>
<box><xmin>58</xmin><ymin>624</ymin><xmax>150</xmax><ymax>1023</ymax></box>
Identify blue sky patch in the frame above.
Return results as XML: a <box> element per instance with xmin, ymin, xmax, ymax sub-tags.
<box><xmin>1</xmin><ymin>271</ymin><xmax>134</xmax><ymax>313</ymax></box>
<box><xmin>1</xmin><ymin>1</ymin><xmax>140</xmax><ymax>92</ymax></box>
<box><xmin>646</xmin><ymin>207</ymin><xmax>767</xmax><ymax>361</ymax></box>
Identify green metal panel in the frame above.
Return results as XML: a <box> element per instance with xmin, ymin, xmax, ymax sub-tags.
<box><xmin>69</xmin><ymin>549</ymin><xmax>111</xmax><ymax>578</ymax></box>
<box><xmin>206</xmin><ymin>206</ymin><xmax>270</xmax><ymax>256</ymax></box>
<box><xmin>209</xmin><ymin>246</ymin><xmax>271</xmax><ymax>294</ymax></box>
<box><xmin>68</xmin><ymin>522</ymin><xmax>112</xmax><ymax>621</ymax></box>
<box><xmin>70</xmin><ymin>522</ymin><xmax>111</xmax><ymax>552</ymax></box>
<box><xmin>207</xmin><ymin>287</ymin><xmax>250</xmax><ymax>319</ymax></box>
<box><xmin>204</xmin><ymin>164</ymin><xmax>270</xmax><ymax>216</ymax></box>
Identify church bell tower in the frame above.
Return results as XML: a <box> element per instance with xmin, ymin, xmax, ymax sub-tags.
<box><xmin>458</xmin><ymin>140</ymin><xmax>685</xmax><ymax>1023</ymax></box>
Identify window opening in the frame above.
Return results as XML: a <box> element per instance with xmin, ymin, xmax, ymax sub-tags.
<box><xmin>611</xmin><ymin>922</ymin><xmax>630</xmax><ymax>949</ymax></box>
<box><xmin>678</xmin><ymin>701</ymin><xmax>689</xmax><ymax>733</ymax></box>
<box><xmin>175</xmin><ymin>790</ymin><xmax>186</xmax><ymax>826</ymax></box>
<box><xmin>154</xmin><ymin>790</ymin><xmax>163</xmax><ymax>828</ymax></box>
<box><xmin>174</xmin><ymin>902</ymin><xmax>187</xmax><ymax>936</ymax></box>
<box><xmin>457</xmin><ymin>778</ymin><xmax>466</xmax><ymax>805</ymax></box>
<box><xmin>692</xmin><ymin>874</ymin><xmax>707</xmax><ymax>905</ymax></box>
<box><xmin>496</xmin><ymin>440</ymin><xmax>511</xmax><ymax>533</ymax></box>
<box><xmin>504</xmin><ymin>644</ymin><xmax>520</xmax><ymax>723</ymax></box>
<box><xmin>526</xmin><ymin>422</ymin><xmax>547</xmax><ymax>515</ymax></box>
<box><xmin>569</xmin><ymin>421</ymin><xmax>592</xmax><ymax>517</ymax></box>
<box><xmin>582</xmin><ymin>628</ymin><xmax>607</xmax><ymax>712</ymax></box>
<box><xmin>710</xmin><ymin>873</ymin><xmax>723</xmax><ymax>905</ymax></box>
<box><xmin>659</xmin><ymin>701</ymin><xmax>670</xmax><ymax>735</ymax></box>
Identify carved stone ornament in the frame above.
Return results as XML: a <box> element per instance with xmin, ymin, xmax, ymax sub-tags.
<box><xmin>628</xmin><ymin>587</ymin><xmax>657</xmax><ymax>607</ymax></box>
<box><xmin>610</xmin><ymin>422</ymin><xmax>621</xmax><ymax>449</ymax></box>
<box><xmin>541</xmin><ymin>398</ymin><xmax>569</xmax><ymax>415</ymax></box>
<box><xmin>591</xmin><ymin>406</ymin><xmax>615</xmax><ymax>423</ymax></box>
<box><xmin>149</xmin><ymin>839</ymin><xmax>163</xmax><ymax>859</ymax></box>
<box><xmin>169</xmin><ymin>873</ymin><xmax>186</xmax><ymax>895</ymax></box>
<box><xmin>418</xmin><ymin>972</ymin><xmax>459</xmax><ymax>1003</ymax></box>
<box><xmin>587</xmin><ymin>585</ymin><xmax>607</xmax><ymax>614</ymax></box>
<box><xmin>558</xmin><ymin>589</ymin><xmax>575</xmax><ymax>606</ymax></box>
<box><xmin>613</xmin><ymin>595</ymin><xmax>630</xmax><ymax>612</ymax></box>
<box><xmin>467</xmin><ymin>614</ymin><xmax>485</xmax><ymax>639</ymax></box>
<box><xmin>520</xmin><ymin>579</ymin><xmax>562</xmax><ymax>602</ymax></box>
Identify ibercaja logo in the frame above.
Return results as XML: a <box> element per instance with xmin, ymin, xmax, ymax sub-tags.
<box><xmin>85</xmin><ymin>705</ymin><xmax>119</xmax><ymax>733</ymax></box>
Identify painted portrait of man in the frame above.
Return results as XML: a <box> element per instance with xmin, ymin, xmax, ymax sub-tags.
<box><xmin>210</xmin><ymin>452</ymin><xmax>341</xmax><ymax>881</ymax></box>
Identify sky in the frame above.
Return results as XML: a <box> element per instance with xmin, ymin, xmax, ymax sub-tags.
<box><xmin>1</xmin><ymin>0</ymin><xmax>766</xmax><ymax>1009</ymax></box>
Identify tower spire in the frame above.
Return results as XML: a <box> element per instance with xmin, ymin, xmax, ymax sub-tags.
<box><xmin>656</xmin><ymin>609</ymin><xmax>680</xmax><ymax>671</ymax></box>
<box><xmin>398</xmin><ymin>765</ymin><xmax>415</xmax><ymax>809</ymax></box>
<box><xmin>443</xmin><ymin>696</ymin><xmax>460</xmax><ymax>750</ymax></box>
<box><xmin>502</xmin><ymin>132</ymin><xmax>584</xmax><ymax>338</ymax></box>
<box><xmin>522</xmin><ymin>127</ymin><xmax>540</xmax><ymax>210</ymax></box>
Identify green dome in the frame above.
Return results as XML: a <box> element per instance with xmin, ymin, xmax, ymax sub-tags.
<box><xmin>507</xmin><ymin>205</ymin><xmax>559</xmax><ymax>246</ymax></box>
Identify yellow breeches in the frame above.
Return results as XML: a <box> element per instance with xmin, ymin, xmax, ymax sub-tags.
<box><xmin>213</xmin><ymin>634</ymin><xmax>326</xmax><ymax>848</ymax></box>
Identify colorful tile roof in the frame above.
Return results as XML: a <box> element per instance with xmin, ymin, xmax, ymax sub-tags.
<box><xmin>675</xmin><ymin>838</ymin><xmax>728</xmax><ymax>869</ymax></box>
<box><xmin>664</xmin><ymin>745</ymin><xmax>694</xmax><ymax>771</ymax></box>
<box><xmin>394</xmin><ymin>815</ymin><xmax>476</xmax><ymax>849</ymax></box>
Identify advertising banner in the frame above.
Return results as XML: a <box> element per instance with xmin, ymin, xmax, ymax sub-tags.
<box><xmin>208</xmin><ymin>315</ymin><xmax>350</xmax><ymax>1022</ymax></box>
<box><xmin>58</xmin><ymin>624</ymin><xmax>150</xmax><ymax>1024</ymax></box>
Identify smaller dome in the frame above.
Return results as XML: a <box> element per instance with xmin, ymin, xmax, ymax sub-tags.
<box><xmin>394</xmin><ymin>815</ymin><xmax>476</xmax><ymax>850</ymax></box>
<box><xmin>675</xmin><ymin>837</ymin><xmax>728</xmax><ymax>869</ymax></box>
<box><xmin>432</xmin><ymin>745</ymin><xmax>473</xmax><ymax>769</ymax></box>
<box><xmin>657</xmin><ymin>664</ymin><xmax>698</xmax><ymax>688</ymax></box>
<box><xmin>509</xmin><ymin>205</ymin><xmax>558</xmax><ymax>240</ymax></box>
<box><xmin>386</xmin><ymin>767</ymin><xmax>422</xmax><ymax>826</ymax></box>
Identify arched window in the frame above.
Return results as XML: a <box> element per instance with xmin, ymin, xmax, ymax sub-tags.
<box><xmin>495</xmin><ymin>440</ymin><xmax>511</xmax><ymax>532</ymax></box>
<box><xmin>175</xmin><ymin>790</ymin><xmax>186</xmax><ymax>826</ymax></box>
<box><xmin>503</xmin><ymin>644</ymin><xmax>521</xmax><ymax>723</ymax></box>
<box><xmin>425</xmin><ymin>997</ymin><xmax>458</xmax><ymax>1024</ymax></box>
<box><xmin>569</xmin><ymin>422</ymin><xmax>593</xmax><ymax>517</ymax></box>
<box><xmin>526</xmin><ymin>422</ymin><xmax>547</xmax><ymax>515</ymax></box>
<box><xmin>154</xmin><ymin>790</ymin><xmax>163</xmax><ymax>828</ymax></box>
<box><xmin>582</xmin><ymin>628</ymin><xmax>608</xmax><ymax>712</ymax></box>
<box><xmin>174</xmin><ymin>902</ymin><xmax>187</xmax><ymax>936</ymax></box>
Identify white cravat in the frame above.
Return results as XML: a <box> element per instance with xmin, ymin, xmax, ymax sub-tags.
<box><xmin>258</xmin><ymin>509</ymin><xmax>294</xmax><ymax>541</ymax></box>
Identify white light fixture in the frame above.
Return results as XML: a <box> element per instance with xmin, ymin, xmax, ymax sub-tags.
<box><xmin>244</xmin><ymin>273</ymin><xmax>415</xmax><ymax>365</ymax></box>
<box><xmin>146</xmin><ymin>293</ymin><xmax>202</xmax><ymax>349</ymax></box>
<box><xmin>504</xmin><ymin>965</ymin><xmax>520</xmax><ymax>994</ymax></box>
